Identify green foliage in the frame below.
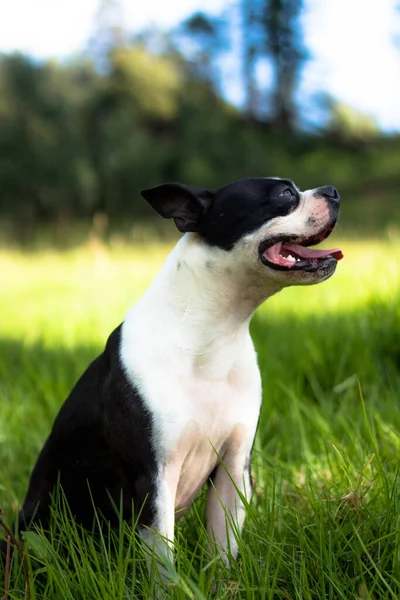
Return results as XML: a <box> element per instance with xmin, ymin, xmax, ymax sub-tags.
<box><xmin>0</xmin><ymin>19</ymin><xmax>399</xmax><ymax>235</ymax></box>
<box><xmin>327</xmin><ymin>99</ymin><xmax>380</xmax><ymax>142</ymax></box>
<box><xmin>1</xmin><ymin>239</ymin><xmax>400</xmax><ymax>598</ymax></box>
<box><xmin>110</xmin><ymin>46</ymin><xmax>182</xmax><ymax>119</ymax></box>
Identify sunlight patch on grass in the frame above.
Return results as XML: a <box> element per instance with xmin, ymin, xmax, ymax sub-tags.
<box><xmin>1</xmin><ymin>237</ymin><xmax>399</xmax><ymax>347</ymax></box>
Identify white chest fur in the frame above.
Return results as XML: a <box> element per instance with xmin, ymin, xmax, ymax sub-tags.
<box><xmin>121</xmin><ymin>323</ymin><xmax>261</xmax><ymax>513</ymax></box>
<box><xmin>120</xmin><ymin>234</ymin><xmax>270</xmax><ymax>513</ymax></box>
<box><xmin>156</xmin><ymin>362</ymin><xmax>261</xmax><ymax>513</ymax></box>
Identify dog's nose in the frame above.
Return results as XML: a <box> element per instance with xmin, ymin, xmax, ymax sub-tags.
<box><xmin>317</xmin><ymin>186</ymin><xmax>340</xmax><ymax>202</ymax></box>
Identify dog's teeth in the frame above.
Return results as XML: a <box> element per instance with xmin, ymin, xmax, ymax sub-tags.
<box><xmin>286</xmin><ymin>254</ymin><xmax>296</xmax><ymax>262</ymax></box>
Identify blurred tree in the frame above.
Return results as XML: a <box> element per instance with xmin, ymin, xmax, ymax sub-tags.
<box><xmin>174</xmin><ymin>12</ymin><xmax>226</xmax><ymax>92</ymax></box>
<box><xmin>87</xmin><ymin>0</ymin><xmax>126</xmax><ymax>70</ymax></box>
<box><xmin>326</xmin><ymin>98</ymin><xmax>380</xmax><ymax>143</ymax></box>
<box><xmin>261</xmin><ymin>0</ymin><xmax>307</xmax><ymax>131</ymax></box>
<box><xmin>109</xmin><ymin>46</ymin><xmax>182</xmax><ymax>120</ymax></box>
<box><xmin>0</xmin><ymin>4</ymin><xmax>397</xmax><ymax>239</ymax></box>
<box><xmin>240</xmin><ymin>0</ymin><xmax>307</xmax><ymax>129</ymax></box>
<box><xmin>0</xmin><ymin>54</ymin><xmax>98</xmax><ymax>226</ymax></box>
<box><xmin>241</xmin><ymin>0</ymin><xmax>263</xmax><ymax>121</ymax></box>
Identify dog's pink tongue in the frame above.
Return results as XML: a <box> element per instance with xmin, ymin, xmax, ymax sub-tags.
<box><xmin>283</xmin><ymin>243</ymin><xmax>343</xmax><ymax>261</ymax></box>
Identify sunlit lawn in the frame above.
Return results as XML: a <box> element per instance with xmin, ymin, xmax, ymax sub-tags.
<box><xmin>1</xmin><ymin>233</ymin><xmax>400</xmax><ymax>599</ymax></box>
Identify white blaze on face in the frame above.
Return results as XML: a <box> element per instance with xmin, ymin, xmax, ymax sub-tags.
<box><xmin>265</xmin><ymin>189</ymin><xmax>332</xmax><ymax>241</ymax></box>
<box><xmin>231</xmin><ymin>190</ymin><xmax>330</xmax><ymax>260</ymax></box>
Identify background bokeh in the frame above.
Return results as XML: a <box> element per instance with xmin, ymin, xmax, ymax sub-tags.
<box><xmin>1</xmin><ymin>2</ymin><xmax>400</xmax><ymax>598</ymax></box>
<box><xmin>0</xmin><ymin>0</ymin><xmax>399</xmax><ymax>243</ymax></box>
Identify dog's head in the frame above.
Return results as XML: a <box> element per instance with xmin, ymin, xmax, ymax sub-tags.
<box><xmin>141</xmin><ymin>178</ymin><xmax>343</xmax><ymax>287</ymax></box>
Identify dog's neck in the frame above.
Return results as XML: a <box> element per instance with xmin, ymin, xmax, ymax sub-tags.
<box><xmin>163</xmin><ymin>233</ymin><xmax>282</xmax><ymax>320</ymax></box>
<box><xmin>130</xmin><ymin>234</ymin><xmax>282</xmax><ymax>378</ymax></box>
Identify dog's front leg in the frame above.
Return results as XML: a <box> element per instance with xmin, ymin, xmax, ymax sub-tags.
<box><xmin>206</xmin><ymin>449</ymin><xmax>252</xmax><ymax>564</ymax></box>
<box><xmin>140</xmin><ymin>466</ymin><xmax>179</xmax><ymax>588</ymax></box>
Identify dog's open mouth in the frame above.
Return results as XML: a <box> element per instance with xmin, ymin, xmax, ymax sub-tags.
<box><xmin>260</xmin><ymin>230</ymin><xmax>343</xmax><ymax>272</ymax></box>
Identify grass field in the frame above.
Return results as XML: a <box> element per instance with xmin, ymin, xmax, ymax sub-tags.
<box><xmin>1</xmin><ymin>233</ymin><xmax>400</xmax><ymax>599</ymax></box>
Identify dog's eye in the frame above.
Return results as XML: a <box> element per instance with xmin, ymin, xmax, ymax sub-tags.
<box><xmin>279</xmin><ymin>189</ymin><xmax>293</xmax><ymax>198</ymax></box>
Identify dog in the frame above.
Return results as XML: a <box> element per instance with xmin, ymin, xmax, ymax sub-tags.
<box><xmin>2</xmin><ymin>177</ymin><xmax>342</xmax><ymax>572</ymax></box>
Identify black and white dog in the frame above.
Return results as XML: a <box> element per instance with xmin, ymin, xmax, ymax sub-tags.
<box><xmin>4</xmin><ymin>177</ymin><xmax>342</xmax><ymax>568</ymax></box>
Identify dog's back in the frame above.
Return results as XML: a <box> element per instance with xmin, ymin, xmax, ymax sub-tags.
<box><xmin>16</xmin><ymin>325</ymin><xmax>157</xmax><ymax>534</ymax></box>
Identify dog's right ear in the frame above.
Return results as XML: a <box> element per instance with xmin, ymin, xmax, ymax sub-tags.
<box><xmin>141</xmin><ymin>183</ymin><xmax>214</xmax><ymax>233</ymax></box>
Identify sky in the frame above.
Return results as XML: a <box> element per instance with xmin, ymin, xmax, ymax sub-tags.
<box><xmin>0</xmin><ymin>0</ymin><xmax>399</xmax><ymax>131</ymax></box>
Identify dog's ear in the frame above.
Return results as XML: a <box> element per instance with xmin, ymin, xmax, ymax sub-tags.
<box><xmin>141</xmin><ymin>183</ymin><xmax>214</xmax><ymax>233</ymax></box>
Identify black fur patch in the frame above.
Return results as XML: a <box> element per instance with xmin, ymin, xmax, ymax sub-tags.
<box><xmin>198</xmin><ymin>178</ymin><xmax>299</xmax><ymax>250</ymax></box>
<box><xmin>16</xmin><ymin>326</ymin><xmax>157</xmax><ymax>534</ymax></box>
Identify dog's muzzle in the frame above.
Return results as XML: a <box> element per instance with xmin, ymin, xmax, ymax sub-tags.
<box><xmin>259</xmin><ymin>222</ymin><xmax>343</xmax><ymax>273</ymax></box>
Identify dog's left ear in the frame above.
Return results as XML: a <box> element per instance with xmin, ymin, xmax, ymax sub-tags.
<box><xmin>141</xmin><ymin>182</ymin><xmax>214</xmax><ymax>233</ymax></box>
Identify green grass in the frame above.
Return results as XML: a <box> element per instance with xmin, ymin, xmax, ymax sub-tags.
<box><xmin>1</xmin><ymin>234</ymin><xmax>400</xmax><ymax>599</ymax></box>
